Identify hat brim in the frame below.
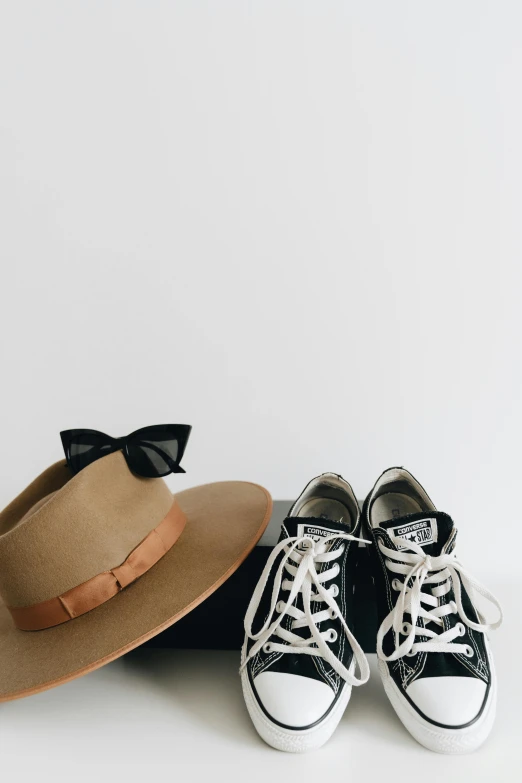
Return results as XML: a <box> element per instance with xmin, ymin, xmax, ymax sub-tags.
<box><xmin>0</xmin><ymin>481</ymin><xmax>271</xmax><ymax>702</ymax></box>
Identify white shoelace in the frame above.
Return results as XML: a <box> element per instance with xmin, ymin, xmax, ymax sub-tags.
<box><xmin>242</xmin><ymin>533</ymin><xmax>370</xmax><ymax>685</ymax></box>
<box><xmin>376</xmin><ymin>536</ymin><xmax>503</xmax><ymax>662</ymax></box>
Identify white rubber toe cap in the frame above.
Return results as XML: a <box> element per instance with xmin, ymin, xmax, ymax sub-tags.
<box><xmin>253</xmin><ymin>671</ymin><xmax>336</xmax><ymax>728</ymax></box>
<box><xmin>406</xmin><ymin>676</ymin><xmax>488</xmax><ymax>727</ymax></box>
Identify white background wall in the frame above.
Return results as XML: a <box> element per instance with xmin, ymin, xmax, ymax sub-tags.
<box><xmin>1</xmin><ymin>5</ymin><xmax>520</xmax><ymax>780</ymax></box>
<box><xmin>1</xmin><ymin>1</ymin><xmax>521</xmax><ymax>573</ymax></box>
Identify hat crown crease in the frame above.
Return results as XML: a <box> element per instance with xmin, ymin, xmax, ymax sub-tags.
<box><xmin>0</xmin><ymin>451</ymin><xmax>175</xmax><ymax>608</ymax></box>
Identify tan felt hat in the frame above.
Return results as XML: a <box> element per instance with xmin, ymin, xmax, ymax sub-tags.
<box><xmin>0</xmin><ymin>451</ymin><xmax>272</xmax><ymax>701</ymax></box>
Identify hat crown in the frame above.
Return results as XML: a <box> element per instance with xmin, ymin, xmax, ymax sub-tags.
<box><xmin>0</xmin><ymin>452</ymin><xmax>174</xmax><ymax>608</ymax></box>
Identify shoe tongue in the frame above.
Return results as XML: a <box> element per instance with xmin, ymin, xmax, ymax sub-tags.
<box><xmin>378</xmin><ymin>511</ymin><xmax>455</xmax><ymax>556</ymax></box>
<box><xmin>281</xmin><ymin>516</ymin><xmax>350</xmax><ymax>549</ymax></box>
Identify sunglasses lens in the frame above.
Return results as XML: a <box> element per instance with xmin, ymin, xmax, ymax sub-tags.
<box><xmin>126</xmin><ymin>428</ymin><xmax>186</xmax><ymax>477</ymax></box>
<box><xmin>66</xmin><ymin>432</ymin><xmax>115</xmax><ymax>474</ymax></box>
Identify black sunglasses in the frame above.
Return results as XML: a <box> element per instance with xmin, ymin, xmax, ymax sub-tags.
<box><xmin>60</xmin><ymin>424</ymin><xmax>192</xmax><ymax>478</ymax></box>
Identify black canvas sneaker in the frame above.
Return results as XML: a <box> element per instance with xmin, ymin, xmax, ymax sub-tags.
<box><xmin>241</xmin><ymin>473</ymin><xmax>370</xmax><ymax>752</ymax></box>
<box><xmin>363</xmin><ymin>467</ymin><xmax>503</xmax><ymax>754</ymax></box>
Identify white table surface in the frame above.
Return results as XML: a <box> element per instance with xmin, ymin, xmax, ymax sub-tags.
<box><xmin>1</xmin><ymin>502</ymin><xmax>518</xmax><ymax>781</ymax></box>
<box><xmin>0</xmin><ymin>578</ymin><xmax>518</xmax><ymax>783</ymax></box>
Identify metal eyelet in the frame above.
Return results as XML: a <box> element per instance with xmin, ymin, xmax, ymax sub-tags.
<box><xmin>329</xmin><ymin>608</ymin><xmax>337</xmax><ymax>619</ymax></box>
<box><xmin>464</xmin><ymin>645</ymin><xmax>474</xmax><ymax>658</ymax></box>
<box><xmin>276</xmin><ymin>601</ymin><xmax>284</xmax><ymax>613</ymax></box>
<box><xmin>457</xmin><ymin>622</ymin><xmax>466</xmax><ymax>637</ymax></box>
<box><xmin>262</xmin><ymin>643</ymin><xmax>272</xmax><ymax>654</ymax></box>
<box><xmin>333</xmin><ymin>563</ymin><xmax>340</xmax><ymax>577</ymax></box>
<box><xmin>402</xmin><ymin>622</ymin><xmax>411</xmax><ymax>635</ymax></box>
<box><xmin>330</xmin><ymin>584</ymin><xmax>339</xmax><ymax>598</ymax></box>
<box><xmin>328</xmin><ymin>629</ymin><xmax>338</xmax><ymax>643</ymax></box>
<box><xmin>392</xmin><ymin>579</ymin><xmax>401</xmax><ymax>591</ymax></box>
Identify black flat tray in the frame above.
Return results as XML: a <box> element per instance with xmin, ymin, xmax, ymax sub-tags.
<box><xmin>146</xmin><ymin>542</ymin><xmax>377</xmax><ymax>653</ymax></box>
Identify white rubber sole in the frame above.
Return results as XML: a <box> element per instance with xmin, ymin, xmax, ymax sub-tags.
<box><xmin>241</xmin><ymin>667</ymin><xmax>352</xmax><ymax>753</ymax></box>
<box><xmin>378</xmin><ymin>658</ymin><xmax>497</xmax><ymax>754</ymax></box>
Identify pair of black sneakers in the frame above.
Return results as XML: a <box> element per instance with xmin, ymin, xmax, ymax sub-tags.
<box><xmin>241</xmin><ymin>469</ymin><xmax>502</xmax><ymax>754</ymax></box>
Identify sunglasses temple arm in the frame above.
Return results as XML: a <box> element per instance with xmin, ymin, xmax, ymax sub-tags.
<box><xmin>130</xmin><ymin>440</ymin><xmax>185</xmax><ymax>474</ymax></box>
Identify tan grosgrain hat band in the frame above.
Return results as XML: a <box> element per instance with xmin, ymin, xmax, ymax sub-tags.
<box><xmin>8</xmin><ymin>500</ymin><xmax>187</xmax><ymax>631</ymax></box>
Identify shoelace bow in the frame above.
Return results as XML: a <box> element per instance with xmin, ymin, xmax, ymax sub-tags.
<box><xmin>377</xmin><ymin>536</ymin><xmax>503</xmax><ymax>662</ymax></box>
<box><xmin>242</xmin><ymin>533</ymin><xmax>370</xmax><ymax>686</ymax></box>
